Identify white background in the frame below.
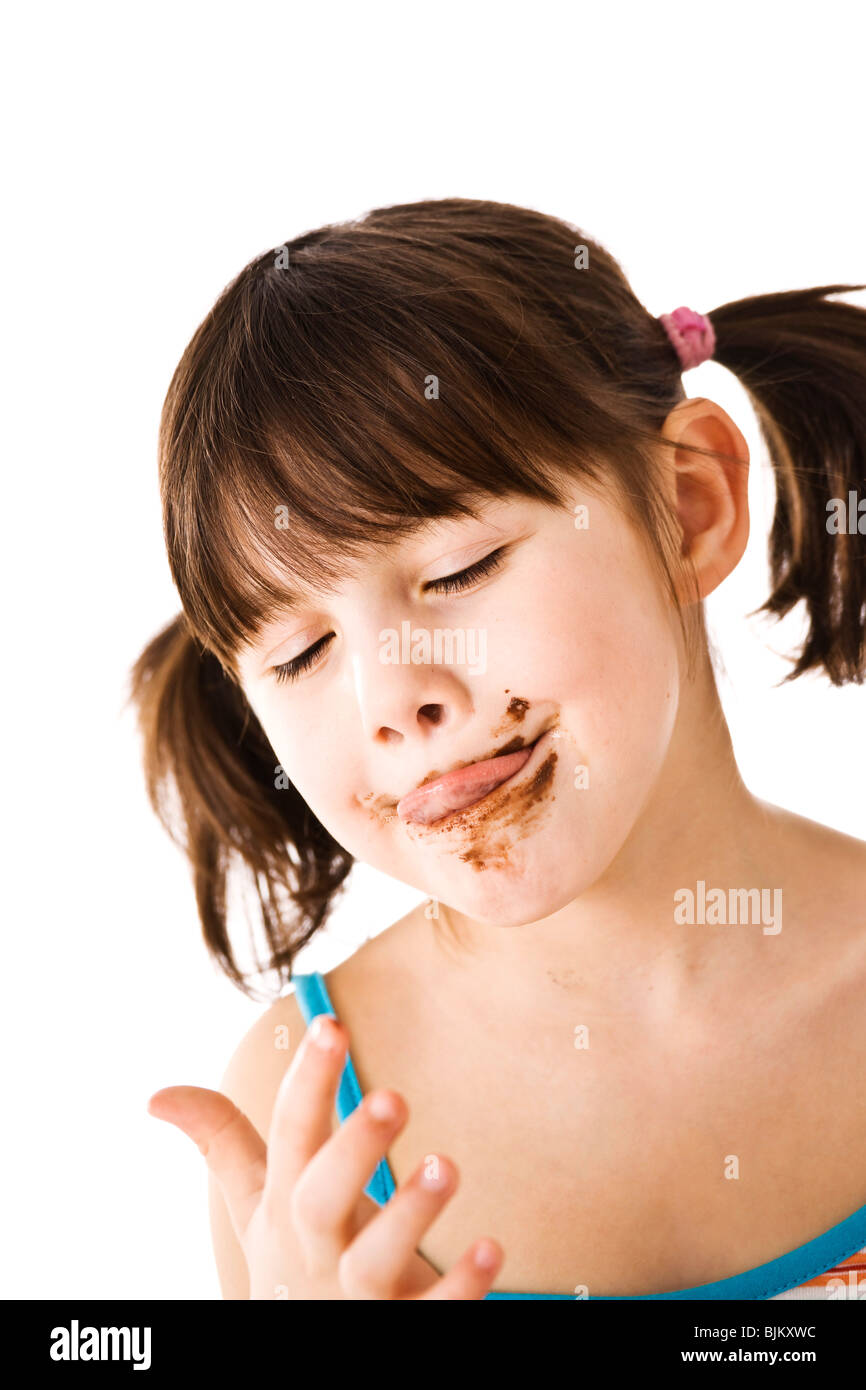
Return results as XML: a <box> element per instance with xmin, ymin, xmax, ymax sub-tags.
<box><xmin>3</xmin><ymin>1</ymin><xmax>864</xmax><ymax>1299</ymax></box>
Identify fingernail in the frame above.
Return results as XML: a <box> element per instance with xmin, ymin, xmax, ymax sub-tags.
<box><xmin>309</xmin><ymin>1015</ymin><xmax>339</xmax><ymax>1051</ymax></box>
<box><xmin>368</xmin><ymin>1091</ymin><xmax>399</xmax><ymax>1123</ymax></box>
<box><xmin>474</xmin><ymin>1240</ymin><xmax>500</xmax><ymax>1271</ymax></box>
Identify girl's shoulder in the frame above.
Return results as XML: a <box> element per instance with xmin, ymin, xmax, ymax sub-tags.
<box><xmin>759</xmin><ymin>801</ymin><xmax>866</xmax><ymax>952</ymax></box>
<box><xmin>763</xmin><ymin>798</ymin><xmax>866</xmax><ymax>866</ymax></box>
<box><xmin>223</xmin><ymin>904</ymin><xmax>425</xmax><ymax>1126</ymax></box>
<box><xmin>292</xmin><ymin>904</ymin><xmax>430</xmax><ymax>1045</ymax></box>
<box><xmin>737</xmin><ymin>803</ymin><xmax>866</xmax><ymax>1027</ymax></box>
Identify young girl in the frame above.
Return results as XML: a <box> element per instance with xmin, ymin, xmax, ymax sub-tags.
<box><xmin>136</xmin><ymin>198</ymin><xmax>866</xmax><ymax>1300</ymax></box>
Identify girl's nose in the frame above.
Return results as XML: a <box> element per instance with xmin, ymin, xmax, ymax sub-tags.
<box><xmin>349</xmin><ymin>644</ymin><xmax>473</xmax><ymax>748</ymax></box>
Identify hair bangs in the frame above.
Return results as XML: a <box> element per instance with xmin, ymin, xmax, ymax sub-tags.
<box><xmin>159</xmin><ymin>236</ymin><xmax>628</xmax><ymax>670</ymax></box>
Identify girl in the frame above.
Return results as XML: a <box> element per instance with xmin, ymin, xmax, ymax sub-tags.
<box><xmin>135</xmin><ymin>198</ymin><xmax>866</xmax><ymax>1300</ymax></box>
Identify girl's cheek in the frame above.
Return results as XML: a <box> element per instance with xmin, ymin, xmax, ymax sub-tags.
<box><xmin>559</xmin><ymin>600</ymin><xmax>678</xmax><ymax>765</ymax></box>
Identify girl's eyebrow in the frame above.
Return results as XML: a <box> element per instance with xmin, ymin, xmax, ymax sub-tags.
<box><xmin>240</xmin><ymin>591</ymin><xmax>316</xmax><ymax>656</ymax></box>
<box><xmin>250</xmin><ymin>592</ymin><xmax>318</xmax><ymax>645</ymax></box>
<box><xmin>247</xmin><ymin>503</ymin><xmax>511</xmax><ymax>652</ymax></box>
<box><xmin>246</xmin><ymin>559</ymin><xmax>374</xmax><ymax>652</ymax></box>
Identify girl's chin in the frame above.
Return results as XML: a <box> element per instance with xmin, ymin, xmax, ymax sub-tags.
<box><xmin>436</xmin><ymin>882</ymin><xmax>584</xmax><ymax>931</ymax></box>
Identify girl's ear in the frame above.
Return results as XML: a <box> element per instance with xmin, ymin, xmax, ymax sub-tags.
<box><xmin>659</xmin><ymin>397</ymin><xmax>751</xmax><ymax>603</ymax></box>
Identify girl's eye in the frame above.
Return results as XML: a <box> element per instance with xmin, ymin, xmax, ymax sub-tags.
<box><xmin>271</xmin><ymin>547</ymin><xmax>508</xmax><ymax>685</ymax></box>
<box><xmin>424</xmin><ymin>545</ymin><xmax>508</xmax><ymax>595</ymax></box>
<box><xmin>272</xmin><ymin>634</ymin><xmax>334</xmax><ymax>686</ymax></box>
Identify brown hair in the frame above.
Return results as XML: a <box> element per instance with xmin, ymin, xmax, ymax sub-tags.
<box><xmin>126</xmin><ymin>197</ymin><xmax>866</xmax><ymax>998</ymax></box>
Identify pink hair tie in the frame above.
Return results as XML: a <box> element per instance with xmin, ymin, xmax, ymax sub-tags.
<box><xmin>658</xmin><ymin>305</ymin><xmax>716</xmax><ymax>371</ymax></box>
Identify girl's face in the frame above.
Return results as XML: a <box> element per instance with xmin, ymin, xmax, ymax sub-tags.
<box><xmin>236</xmin><ymin>478</ymin><xmax>683</xmax><ymax>926</ymax></box>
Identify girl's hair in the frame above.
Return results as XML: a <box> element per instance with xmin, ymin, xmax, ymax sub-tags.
<box><xmin>127</xmin><ymin>197</ymin><xmax>866</xmax><ymax>999</ymax></box>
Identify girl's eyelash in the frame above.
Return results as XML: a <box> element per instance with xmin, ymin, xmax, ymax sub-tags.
<box><xmin>424</xmin><ymin>545</ymin><xmax>507</xmax><ymax>595</ymax></box>
<box><xmin>273</xmin><ymin>635</ymin><xmax>334</xmax><ymax>686</ymax></box>
<box><xmin>271</xmin><ymin>546</ymin><xmax>508</xmax><ymax>685</ymax></box>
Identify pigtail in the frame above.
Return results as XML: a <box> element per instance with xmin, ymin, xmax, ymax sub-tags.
<box><xmin>709</xmin><ymin>284</ymin><xmax>866</xmax><ymax>683</ymax></box>
<box><xmin>125</xmin><ymin>613</ymin><xmax>353</xmax><ymax>997</ymax></box>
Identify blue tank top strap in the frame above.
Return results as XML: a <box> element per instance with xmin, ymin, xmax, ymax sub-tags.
<box><xmin>291</xmin><ymin>971</ymin><xmax>397</xmax><ymax>1207</ymax></box>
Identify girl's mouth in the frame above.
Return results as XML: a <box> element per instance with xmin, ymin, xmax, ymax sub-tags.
<box><xmin>395</xmin><ymin>730</ymin><xmax>549</xmax><ymax>827</ymax></box>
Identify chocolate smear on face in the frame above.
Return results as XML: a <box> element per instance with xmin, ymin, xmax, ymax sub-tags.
<box><xmin>361</xmin><ymin>697</ymin><xmax>555</xmax><ymax>845</ymax></box>
<box><xmin>453</xmin><ymin>745</ymin><xmax>557</xmax><ymax>871</ymax></box>
<box><xmin>491</xmin><ymin>694</ymin><xmax>530</xmax><ymax>738</ymax></box>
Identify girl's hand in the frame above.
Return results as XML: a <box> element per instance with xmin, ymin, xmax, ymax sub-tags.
<box><xmin>147</xmin><ymin>1014</ymin><xmax>504</xmax><ymax>1299</ymax></box>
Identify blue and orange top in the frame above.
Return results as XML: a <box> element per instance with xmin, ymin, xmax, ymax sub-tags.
<box><xmin>292</xmin><ymin>970</ymin><xmax>866</xmax><ymax>1301</ymax></box>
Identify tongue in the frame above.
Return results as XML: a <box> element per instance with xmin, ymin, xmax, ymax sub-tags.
<box><xmin>396</xmin><ymin>744</ymin><xmax>534</xmax><ymax>826</ymax></box>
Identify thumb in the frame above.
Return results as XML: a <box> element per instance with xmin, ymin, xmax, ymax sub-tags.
<box><xmin>147</xmin><ymin>1085</ymin><xmax>267</xmax><ymax>1239</ymax></box>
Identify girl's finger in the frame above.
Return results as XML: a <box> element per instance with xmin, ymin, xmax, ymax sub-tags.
<box><xmin>147</xmin><ymin>1085</ymin><xmax>267</xmax><ymax>1239</ymax></box>
<box><xmin>417</xmin><ymin>1239</ymin><xmax>505</xmax><ymax>1301</ymax></box>
<box><xmin>335</xmin><ymin>1153</ymin><xmax>459</xmax><ymax>1299</ymax></box>
<box><xmin>260</xmin><ymin>1014</ymin><xmax>352</xmax><ymax>1226</ymax></box>
<box><xmin>288</xmin><ymin>1086</ymin><xmax>409</xmax><ymax>1275</ymax></box>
